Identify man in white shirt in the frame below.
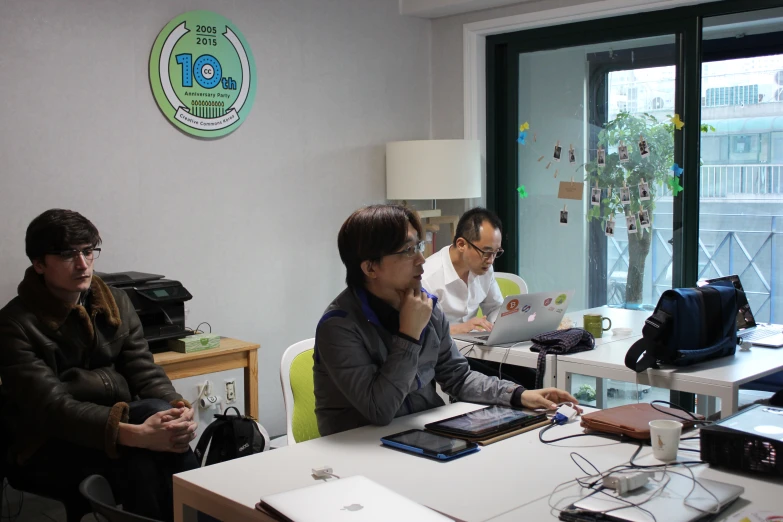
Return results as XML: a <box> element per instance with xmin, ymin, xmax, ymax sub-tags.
<box><xmin>423</xmin><ymin>208</ymin><xmax>535</xmax><ymax>387</ymax></box>
<box><xmin>422</xmin><ymin>208</ymin><xmax>505</xmax><ymax>335</ymax></box>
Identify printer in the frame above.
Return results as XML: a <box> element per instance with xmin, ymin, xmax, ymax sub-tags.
<box><xmin>96</xmin><ymin>271</ymin><xmax>193</xmax><ymax>352</ymax></box>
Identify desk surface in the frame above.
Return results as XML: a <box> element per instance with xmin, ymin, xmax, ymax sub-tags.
<box><xmin>153</xmin><ymin>337</ymin><xmax>259</xmax><ymax>365</ymax></box>
<box><xmin>175</xmin><ymin>403</ymin><xmax>659</xmax><ymax>522</ymax></box>
<box><xmin>558</xmin><ymin>335</ymin><xmax>783</xmax><ymax>388</ymax></box>
<box><xmin>494</xmin><ymin>436</ymin><xmax>783</xmax><ymax>520</ymax></box>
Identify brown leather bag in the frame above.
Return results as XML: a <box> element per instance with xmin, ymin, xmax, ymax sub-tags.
<box><xmin>580</xmin><ymin>403</ymin><xmax>703</xmax><ymax>440</ymax></box>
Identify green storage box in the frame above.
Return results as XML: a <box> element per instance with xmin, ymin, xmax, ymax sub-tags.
<box><xmin>168</xmin><ymin>333</ymin><xmax>221</xmax><ymax>353</ymax></box>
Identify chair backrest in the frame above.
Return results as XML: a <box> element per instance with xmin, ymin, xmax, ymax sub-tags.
<box><xmin>280</xmin><ymin>338</ymin><xmax>320</xmax><ymax>445</ymax></box>
<box><xmin>494</xmin><ymin>272</ymin><xmax>528</xmax><ymax>296</ymax></box>
<box><xmin>79</xmin><ymin>475</ymin><xmax>160</xmax><ymax>522</ymax></box>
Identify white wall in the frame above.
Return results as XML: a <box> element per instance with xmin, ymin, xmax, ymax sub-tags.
<box><xmin>0</xmin><ymin>0</ymin><xmax>430</xmax><ymax>437</ymax></box>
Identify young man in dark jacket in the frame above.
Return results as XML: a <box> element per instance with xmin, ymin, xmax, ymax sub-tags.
<box><xmin>0</xmin><ymin>209</ymin><xmax>199</xmax><ymax>521</ymax></box>
<box><xmin>314</xmin><ymin>204</ymin><xmax>578</xmax><ymax>437</ymax></box>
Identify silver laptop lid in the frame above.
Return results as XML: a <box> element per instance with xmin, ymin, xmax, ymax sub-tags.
<box><xmin>260</xmin><ymin>475</ymin><xmax>452</xmax><ymax>522</ymax></box>
<box><xmin>572</xmin><ymin>475</ymin><xmax>743</xmax><ymax>522</ymax></box>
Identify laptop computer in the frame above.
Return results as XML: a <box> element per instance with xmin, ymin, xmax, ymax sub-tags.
<box><xmin>452</xmin><ymin>290</ymin><xmax>573</xmax><ymax>346</ymax></box>
<box><xmin>565</xmin><ymin>474</ymin><xmax>744</xmax><ymax>522</ymax></box>
<box><xmin>258</xmin><ymin>475</ymin><xmax>452</xmax><ymax>522</ymax></box>
<box><xmin>703</xmin><ymin>275</ymin><xmax>783</xmax><ymax>347</ymax></box>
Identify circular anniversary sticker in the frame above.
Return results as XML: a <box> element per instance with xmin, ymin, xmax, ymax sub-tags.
<box><xmin>149</xmin><ymin>10</ymin><xmax>256</xmax><ymax>138</ymax></box>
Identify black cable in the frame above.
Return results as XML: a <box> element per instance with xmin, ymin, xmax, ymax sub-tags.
<box><xmin>539</xmin><ymin>423</ymin><xmax>627</xmax><ymax>444</ymax></box>
<box><xmin>650</xmin><ymin>400</ymin><xmax>713</xmax><ymax>425</ymax></box>
<box><xmin>1</xmin><ymin>479</ymin><xmax>23</xmax><ymax>521</ymax></box>
<box><xmin>194</xmin><ymin>321</ymin><xmax>212</xmax><ymax>334</ymax></box>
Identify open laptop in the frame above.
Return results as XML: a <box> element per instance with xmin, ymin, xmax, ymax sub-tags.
<box><xmin>566</xmin><ymin>474</ymin><xmax>744</xmax><ymax>522</ymax></box>
<box><xmin>703</xmin><ymin>275</ymin><xmax>783</xmax><ymax>347</ymax></box>
<box><xmin>452</xmin><ymin>290</ymin><xmax>573</xmax><ymax>346</ymax></box>
<box><xmin>258</xmin><ymin>475</ymin><xmax>452</xmax><ymax>522</ymax></box>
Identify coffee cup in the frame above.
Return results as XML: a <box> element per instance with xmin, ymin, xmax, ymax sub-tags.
<box><xmin>649</xmin><ymin>419</ymin><xmax>682</xmax><ymax>462</ymax></box>
<box><xmin>583</xmin><ymin>314</ymin><xmax>612</xmax><ymax>338</ymax></box>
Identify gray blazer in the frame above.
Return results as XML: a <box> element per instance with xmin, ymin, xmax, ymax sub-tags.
<box><xmin>313</xmin><ymin>287</ymin><xmax>520</xmax><ymax>437</ymax></box>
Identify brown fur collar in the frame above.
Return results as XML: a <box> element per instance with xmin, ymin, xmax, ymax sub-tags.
<box><xmin>17</xmin><ymin>266</ymin><xmax>122</xmax><ymax>338</ymax></box>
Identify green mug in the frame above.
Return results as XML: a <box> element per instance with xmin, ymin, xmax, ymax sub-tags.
<box><xmin>583</xmin><ymin>314</ymin><xmax>612</xmax><ymax>338</ymax></box>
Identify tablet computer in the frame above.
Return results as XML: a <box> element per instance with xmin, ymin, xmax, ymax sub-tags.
<box><xmin>380</xmin><ymin>429</ymin><xmax>480</xmax><ymax>460</ymax></box>
<box><xmin>424</xmin><ymin>406</ymin><xmax>547</xmax><ymax>438</ymax></box>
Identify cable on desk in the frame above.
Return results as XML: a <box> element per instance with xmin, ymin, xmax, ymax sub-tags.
<box><xmin>650</xmin><ymin>400</ymin><xmax>713</xmax><ymax>425</ymax></box>
<box><xmin>539</xmin><ymin>423</ymin><xmax>627</xmax><ymax>444</ymax></box>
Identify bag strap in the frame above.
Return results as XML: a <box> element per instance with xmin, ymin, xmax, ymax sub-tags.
<box><xmin>224</xmin><ymin>406</ymin><xmax>242</xmax><ymax>418</ymax></box>
<box><xmin>625</xmin><ymin>310</ymin><xmax>672</xmax><ymax>372</ymax></box>
<box><xmin>699</xmin><ymin>286</ymin><xmax>723</xmax><ymax>347</ymax></box>
<box><xmin>194</xmin><ymin>416</ymin><xmax>224</xmax><ymax>467</ymax></box>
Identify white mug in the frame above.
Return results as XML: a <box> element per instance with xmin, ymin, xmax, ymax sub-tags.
<box><xmin>649</xmin><ymin>419</ymin><xmax>682</xmax><ymax>462</ymax></box>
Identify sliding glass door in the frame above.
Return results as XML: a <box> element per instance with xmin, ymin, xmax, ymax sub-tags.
<box><xmin>515</xmin><ymin>38</ymin><xmax>677</xmax><ymax>312</ymax></box>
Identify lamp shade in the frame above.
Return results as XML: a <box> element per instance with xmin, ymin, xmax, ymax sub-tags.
<box><xmin>386</xmin><ymin>140</ymin><xmax>481</xmax><ymax>200</ymax></box>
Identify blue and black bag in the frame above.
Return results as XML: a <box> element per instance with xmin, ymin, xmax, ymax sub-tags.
<box><xmin>625</xmin><ymin>282</ymin><xmax>740</xmax><ymax>372</ymax></box>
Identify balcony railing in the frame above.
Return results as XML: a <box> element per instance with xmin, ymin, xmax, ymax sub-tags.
<box><xmin>655</xmin><ymin>164</ymin><xmax>783</xmax><ymax>198</ymax></box>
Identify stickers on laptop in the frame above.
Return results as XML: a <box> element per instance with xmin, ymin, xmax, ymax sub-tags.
<box><xmin>501</xmin><ymin>299</ymin><xmax>521</xmax><ymax>318</ymax></box>
<box><xmin>544</xmin><ymin>298</ymin><xmax>553</xmax><ymax>306</ymax></box>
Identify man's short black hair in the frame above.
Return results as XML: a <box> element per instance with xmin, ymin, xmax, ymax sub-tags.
<box><xmin>453</xmin><ymin>207</ymin><xmax>503</xmax><ymax>246</ymax></box>
<box><xmin>25</xmin><ymin>209</ymin><xmax>102</xmax><ymax>262</ymax></box>
<box><xmin>338</xmin><ymin>205</ymin><xmax>423</xmax><ymax>288</ymax></box>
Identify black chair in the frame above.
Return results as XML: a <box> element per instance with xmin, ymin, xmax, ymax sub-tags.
<box><xmin>78</xmin><ymin>475</ymin><xmax>161</xmax><ymax>522</ymax></box>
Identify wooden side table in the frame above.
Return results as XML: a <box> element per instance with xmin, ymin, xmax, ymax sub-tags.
<box><xmin>416</xmin><ymin>210</ymin><xmax>459</xmax><ymax>257</ymax></box>
<box><xmin>154</xmin><ymin>337</ymin><xmax>260</xmax><ymax>419</ymax></box>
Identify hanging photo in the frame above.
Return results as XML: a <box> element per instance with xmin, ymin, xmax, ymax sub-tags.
<box><xmin>620</xmin><ymin>186</ymin><xmax>631</xmax><ymax>205</ymax></box>
<box><xmin>638</xmin><ymin>181</ymin><xmax>651</xmax><ymax>201</ymax></box>
<box><xmin>639</xmin><ymin>209</ymin><xmax>651</xmax><ymax>229</ymax></box>
<box><xmin>569</xmin><ymin>146</ymin><xmax>576</xmax><ymax>164</ymax></box>
<box><xmin>626</xmin><ymin>214</ymin><xmax>638</xmax><ymax>234</ymax></box>
<box><xmin>590</xmin><ymin>187</ymin><xmax>601</xmax><ymax>206</ymax></box>
<box><xmin>618</xmin><ymin>144</ymin><xmax>629</xmax><ymax>163</ymax></box>
<box><xmin>605</xmin><ymin>218</ymin><xmax>615</xmax><ymax>237</ymax></box>
<box><xmin>638</xmin><ymin>138</ymin><xmax>650</xmax><ymax>158</ymax></box>
<box><xmin>597</xmin><ymin>147</ymin><xmax>606</xmax><ymax>167</ymax></box>
<box><xmin>559</xmin><ymin>210</ymin><xmax>569</xmax><ymax>226</ymax></box>
<box><xmin>553</xmin><ymin>144</ymin><xmax>562</xmax><ymax>162</ymax></box>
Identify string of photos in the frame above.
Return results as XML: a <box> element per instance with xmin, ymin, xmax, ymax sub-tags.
<box><xmin>516</xmin><ymin>113</ymin><xmax>690</xmax><ymax>232</ymax></box>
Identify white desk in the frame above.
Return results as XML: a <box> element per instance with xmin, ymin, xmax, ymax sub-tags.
<box><xmin>494</xmin><ymin>436</ymin><xmax>783</xmax><ymax>520</ymax></box>
<box><xmin>173</xmin><ymin>403</ymin><xmax>646</xmax><ymax>522</ymax></box>
<box><xmin>452</xmin><ymin>306</ymin><xmax>647</xmax><ymax>390</ymax></box>
<box><xmin>557</xmin><ymin>336</ymin><xmax>783</xmax><ymax>417</ymax></box>
<box><xmin>454</xmin><ymin>339</ymin><xmax>557</xmax><ymax>387</ymax></box>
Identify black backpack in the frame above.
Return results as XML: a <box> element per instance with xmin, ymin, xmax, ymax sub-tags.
<box><xmin>625</xmin><ymin>282</ymin><xmax>740</xmax><ymax>372</ymax></box>
<box><xmin>194</xmin><ymin>407</ymin><xmax>266</xmax><ymax>466</ymax></box>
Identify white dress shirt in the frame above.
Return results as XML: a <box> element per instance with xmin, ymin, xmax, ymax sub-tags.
<box><xmin>422</xmin><ymin>245</ymin><xmax>504</xmax><ymax>325</ymax></box>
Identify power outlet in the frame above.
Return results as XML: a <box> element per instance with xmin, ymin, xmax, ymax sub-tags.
<box><xmin>225</xmin><ymin>379</ymin><xmax>236</xmax><ymax>403</ymax></box>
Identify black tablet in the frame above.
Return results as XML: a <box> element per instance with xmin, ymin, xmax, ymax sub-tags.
<box><xmin>380</xmin><ymin>429</ymin><xmax>480</xmax><ymax>460</ymax></box>
<box><xmin>424</xmin><ymin>406</ymin><xmax>547</xmax><ymax>438</ymax></box>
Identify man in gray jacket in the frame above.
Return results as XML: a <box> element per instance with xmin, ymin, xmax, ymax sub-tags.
<box><xmin>314</xmin><ymin>204</ymin><xmax>578</xmax><ymax>437</ymax></box>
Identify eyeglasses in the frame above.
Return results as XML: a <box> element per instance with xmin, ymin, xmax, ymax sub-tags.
<box><xmin>47</xmin><ymin>247</ymin><xmax>101</xmax><ymax>263</ymax></box>
<box><xmin>391</xmin><ymin>240</ymin><xmax>428</xmax><ymax>258</ymax></box>
<box><xmin>461</xmin><ymin>238</ymin><xmax>504</xmax><ymax>260</ymax></box>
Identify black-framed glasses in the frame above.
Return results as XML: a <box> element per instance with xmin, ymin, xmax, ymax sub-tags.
<box><xmin>47</xmin><ymin>247</ymin><xmax>101</xmax><ymax>263</ymax></box>
<box><xmin>461</xmin><ymin>238</ymin><xmax>504</xmax><ymax>260</ymax></box>
<box><xmin>391</xmin><ymin>240</ymin><xmax>428</xmax><ymax>258</ymax></box>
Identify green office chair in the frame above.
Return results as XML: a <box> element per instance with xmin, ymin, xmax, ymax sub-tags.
<box><xmin>478</xmin><ymin>271</ymin><xmax>528</xmax><ymax>317</ymax></box>
<box><xmin>494</xmin><ymin>272</ymin><xmax>528</xmax><ymax>296</ymax></box>
<box><xmin>280</xmin><ymin>339</ymin><xmax>321</xmax><ymax>445</ymax></box>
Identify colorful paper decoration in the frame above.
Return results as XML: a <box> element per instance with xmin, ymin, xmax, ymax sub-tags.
<box><xmin>517</xmin><ymin>131</ymin><xmax>527</xmax><ymax>145</ymax></box>
<box><xmin>670</xmin><ymin>114</ymin><xmax>685</xmax><ymax>130</ymax></box>
<box><xmin>668</xmin><ymin>176</ymin><xmax>684</xmax><ymax>196</ymax></box>
<box><xmin>519</xmin><ymin>122</ymin><xmax>530</xmax><ymax>132</ymax></box>
<box><xmin>516</xmin><ymin>185</ymin><xmax>529</xmax><ymax>199</ymax></box>
<box><xmin>671</xmin><ymin>163</ymin><xmax>684</xmax><ymax>177</ymax></box>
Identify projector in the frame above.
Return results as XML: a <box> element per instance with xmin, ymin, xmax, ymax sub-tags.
<box><xmin>700</xmin><ymin>403</ymin><xmax>783</xmax><ymax>476</ymax></box>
